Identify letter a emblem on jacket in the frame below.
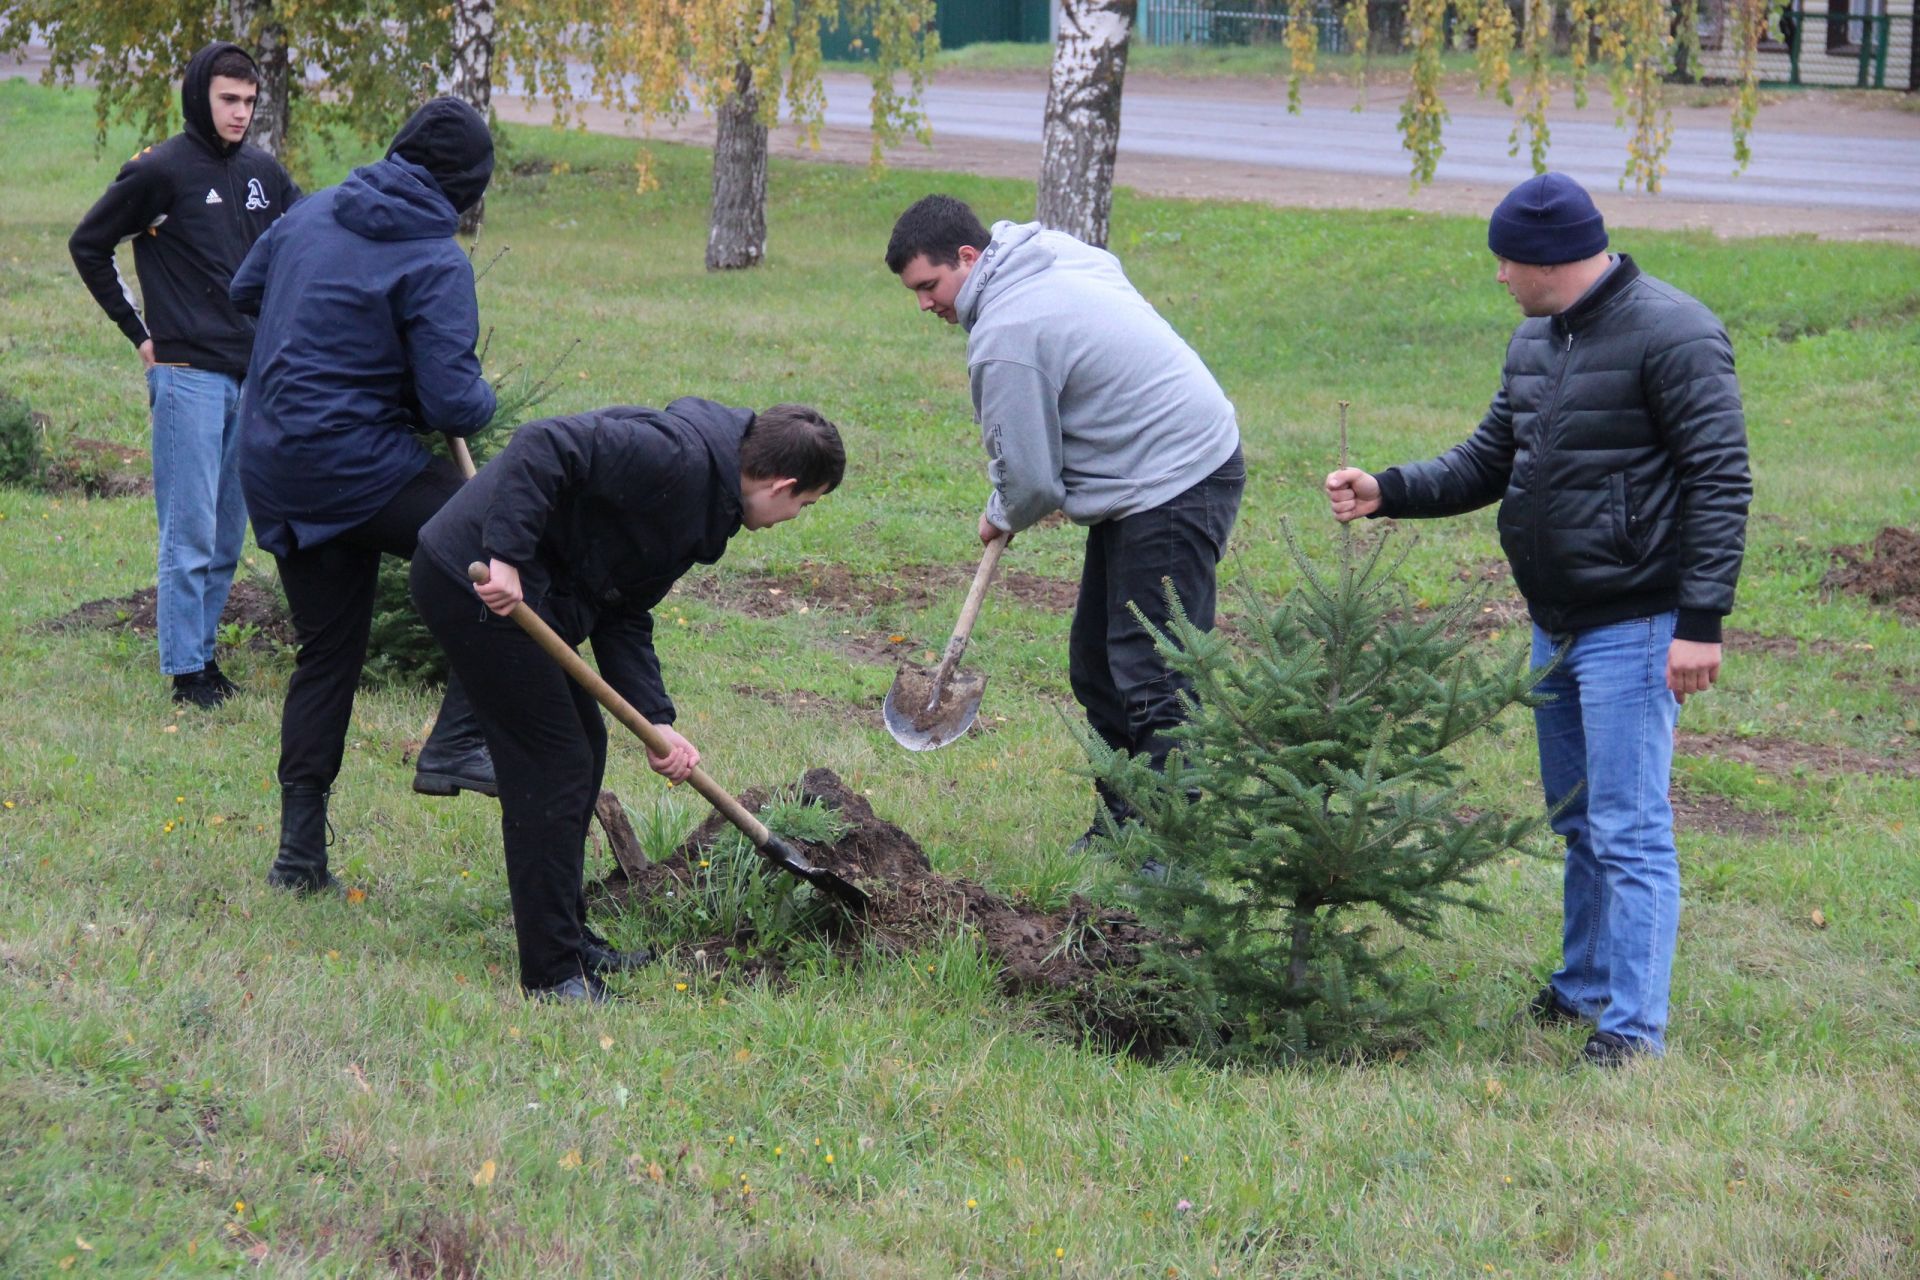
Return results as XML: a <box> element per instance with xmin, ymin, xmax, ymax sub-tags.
<box><xmin>205</xmin><ymin>188</ymin><xmax>223</xmax><ymax>204</ymax></box>
<box><xmin>245</xmin><ymin>178</ymin><xmax>270</xmax><ymax>211</ymax></box>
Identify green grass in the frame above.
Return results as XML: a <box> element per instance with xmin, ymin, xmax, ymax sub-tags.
<box><xmin>4</xmin><ymin>75</ymin><xmax>1920</xmax><ymax>1276</ymax></box>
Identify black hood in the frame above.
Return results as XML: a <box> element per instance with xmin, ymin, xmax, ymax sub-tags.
<box><xmin>386</xmin><ymin>98</ymin><xmax>494</xmax><ymax>215</ymax></box>
<box><xmin>182</xmin><ymin>42</ymin><xmax>256</xmax><ymax>158</ymax></box>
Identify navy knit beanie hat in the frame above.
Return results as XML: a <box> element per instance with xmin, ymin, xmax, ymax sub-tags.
<box><xmin>1487</xmin><ymin>172</ymin><xmax>1608</xmax><ymax>265</ymax></box>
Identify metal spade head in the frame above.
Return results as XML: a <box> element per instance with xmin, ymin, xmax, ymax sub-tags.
<box><xmin>758</xmin><ymin>833</ymin><xmax>869</xmax><ymax>912</ymax></box>
<box><xmin>882</xmin><ymin>661</ymin><xmax>988</xmax><ymax>752</ymax></box>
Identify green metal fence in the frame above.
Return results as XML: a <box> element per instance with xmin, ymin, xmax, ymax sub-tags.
<box><xmin>1137</xmin><ymin>0</ymin><xmax>1357</xmax><ymax>51</ymax></box>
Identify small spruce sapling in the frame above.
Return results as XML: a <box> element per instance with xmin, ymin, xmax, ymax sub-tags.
<box><xmin>1083</xmin><ymin>404</ymin><xmax>1557</xmax><ymax>1061</ymax></box>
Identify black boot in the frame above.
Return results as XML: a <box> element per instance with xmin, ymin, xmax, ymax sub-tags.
<box><xmin>266</xmin><ymin>785</ymin><xmax>338</xmax><ymax>894</ymax></box>
<box><xmin>412</xmin><ymin>675</ymin><xmax>498</xmax><ymax>797</ymax></box>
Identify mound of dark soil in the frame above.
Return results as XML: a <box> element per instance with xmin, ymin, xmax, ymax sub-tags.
<box><xmin>42</xmin><ymin>437</ymin><xmax>152</xmax><ymax>498</ymax></box>
<box><xmin>595</xmin><ymin>768</ymin><xmax>1171</xmax><ymax>1053</ymax></box>
<box><xmin>1825</xmin><ymin>526</ymin><xmax>1920</xmax><ymax>622</ymax></box>
<box><xmin>47</xmin><ymin>579</ymin><xmax>296</xmax><ymax>650</ymax></box>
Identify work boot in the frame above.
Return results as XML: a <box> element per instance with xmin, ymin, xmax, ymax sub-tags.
<box><xmin>584</xmin><ymin>940</ymin><xmax>655</xmax><ymax>975</ymax></box>
<box><xmin>1581</xmin><ymin>1030</ymin><xmax>1656</xmax><ymax>1068</ymax></box>
<box><xmin>202</xmin><ymin>659</ymin><xmax>241</xmax><ymax>698</ymax></box>
<box><xmin>1524</xmin><ymin>984</ymin><xmax>1588</xmax><ymax>1028</ymax></box>
<box><xmin>412</xmin><ymin>676</ymin><xmax>497</xmax><ymax>797</ymax></box>
<box><xmin>1069</xmin><ymin>784</ymin><xmax>1138</xmax><ymax>855</ymax></box>
<box><xmin>527</xmin><ymin>973</ymin><xmax>611</xmax><ymax>1004</ymax></box>
<box><xmin>265</xmin><ymin>785</ymin><xmax>338</xmax><ymax>894</ymax></box>
<box><xmin>171</xmin><ymin>668</ymin><xmax>230</xmax><ymax>709</ymax></box>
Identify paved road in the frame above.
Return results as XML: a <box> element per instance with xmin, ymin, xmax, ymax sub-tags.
<box><xmin>812</xmin><ymin>77</ymin><xmax>1920</xmax><ymax>215</ymax></box>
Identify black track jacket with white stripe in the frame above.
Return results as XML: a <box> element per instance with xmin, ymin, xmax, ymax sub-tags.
<box><xmin>68</xmin><ymin>42</ymin><xmax>299</xmax><ymax>378</ymax></box>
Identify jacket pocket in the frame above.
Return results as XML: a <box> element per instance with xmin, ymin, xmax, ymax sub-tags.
<box><xmin>1607</xmin><ymin>472</ymin><xmax>1634</xmax><ymax>563</ymax></box>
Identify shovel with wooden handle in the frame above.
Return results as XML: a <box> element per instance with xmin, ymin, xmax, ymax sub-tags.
<box><xmin>883</xmin><ymin>532</ymin><xmax>1006</xmax><ymax>752</ymax></box>
<box><xmin>466</xmin><ymin>562</ymin><xmax>869</xmax><ymax>913</ymax></box>
<box><xmin>449</xmin><ymin>435</ymin><xmax>478</xmax><ymax>481</ymax></box>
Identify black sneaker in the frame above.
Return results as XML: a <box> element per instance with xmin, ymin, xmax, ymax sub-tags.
<box><xmin>584</xmin><ymin>941</ymin><xmax>655</xmax><ymax>975</ymax></box>
<box><xmin>1525</xmin><ymin>985</ymin><xmax>1588</xmax><ymax>1027</ymax></box>
<box><xmin>527</xmin><ymin>974</ymin><xmax>611</xmax><ymax>1004</ymax></box>
<box><xmin>1581</xmin><ymin>1030</ymin><xmax>1655</xmax><ymax>1068</ymax></box>
<box><xmin>171</xmin><ymin>668</ymin><xmax>229</xmax><ymax>709</ymax></box>
<box><xmin>202</xmin><ymin>660</ymin><xmax>241</xmax><ymax>698</ymax></box>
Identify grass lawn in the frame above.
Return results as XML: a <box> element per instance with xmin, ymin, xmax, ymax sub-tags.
<box><xmin>3</xmin><ymin>76</ymin><xmax>1919</xmax><ymax>1277</ymax></box>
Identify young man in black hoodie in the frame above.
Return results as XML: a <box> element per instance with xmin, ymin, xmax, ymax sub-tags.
<box><xmin>69</xmin><ymin>43</ymin><xmax>299</xmax><ymax>708</ymax></box>
<box><xmin>409</xmin><ymin>400</ymin><xmax>844</xmax><ymax>1001</ymax></box>
<box><xmin>231</xmin><ymin>97</ymin><xmax>498</xmax><ymax>894</ymax></box>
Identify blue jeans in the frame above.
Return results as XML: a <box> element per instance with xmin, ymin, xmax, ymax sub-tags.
<box><xmin>147</xmin><ymin>365</ymin><xmax>247</xmax><ymax>676</ymax></box>
<box><xmin>1532</xmin><ymin>611</ymin><xmax>1681</xmax><ymax>1052</ymax></box>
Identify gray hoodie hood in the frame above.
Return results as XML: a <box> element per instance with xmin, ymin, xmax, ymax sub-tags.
<box><xmin>958</xmin><ymin>220</ymin><xmax>1240</xmax><ymax>531</ymax></box>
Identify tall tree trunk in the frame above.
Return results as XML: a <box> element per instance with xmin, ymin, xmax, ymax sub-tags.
<box><xmin>1037</xmin><ymin>0</ymin><xmax>1136</xmax><ymax>249</ymax></box>
<box><xmin>229</xmin><ymin>0</ymin><xmax>291</xmax><ymax>164</ymax></box>
<box><xmin>450</xmin><ymin>0</ymin><xmax>497</xmax><ymax>235</ymax></box>
<box><xmin>706</xmin><ymin>59</ymin><xmax>768</xmax><ymax>271</ymax></box>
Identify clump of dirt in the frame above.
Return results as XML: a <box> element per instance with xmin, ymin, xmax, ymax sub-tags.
<box><xmin>884</xmin><ymin>662</ymin><xmax>985</xmax><ymax>736</ymax></box>
<box><xmin>597</xmin><ymin>768</ymin><xmax>1171</xmax><ymax>1053</ymax></box>
<box><xmin>46</xmin><ymin>579</ymin><xmax>296</xmax><ymax>650</ymax></box>
<box><xmin>1677</xmin><ymin>731</ymin><xmax>1920</xmax><ymax>781</ymax></box>
<box><xmin>41</xmin><ymin>437</ymin><xmax>152</xmax><ymax>498</ymax></box>
<box><xmin>1824</xmin><ymin>526</ymin><xmax>1920</xmax><ymax>622</ymax></box>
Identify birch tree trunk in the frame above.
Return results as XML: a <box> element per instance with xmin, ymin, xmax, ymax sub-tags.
<box><xmin>1036</xmin><ymin>0</ymin><xmax>1136</xmax><ymax>248</ymax></box>
<box><xmin>450</xmin><ymin>0</ymin><xmax>497</xmax><ymax>235</ymax></box>
<box><xmin>706</xmin><ymin>59</ymin><xmax>768</xmax><ymax>271</ymax></box>
<box><xmin>230</xmin><ymin>0</ymin><xmax>291</xmax><ymax>164</ymax></box>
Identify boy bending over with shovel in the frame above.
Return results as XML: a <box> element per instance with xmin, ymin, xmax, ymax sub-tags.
<box><xmin>410</xmin><ymin>400</ymin><xmax>844</xmax><ymax>1002</ymax></box>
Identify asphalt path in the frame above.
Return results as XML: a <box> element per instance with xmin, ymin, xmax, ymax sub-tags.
<box><xmin>813</xmin><ymin>77</ymin><xmax>1920</xmax><ymax>215</ymax></box>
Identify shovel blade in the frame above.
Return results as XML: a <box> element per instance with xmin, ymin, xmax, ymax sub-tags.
<box><xmin>758</xmin><ymin>833</ymin><xmax>868</xmax><ymax>912</ymax></box>
<box><xmin>882</xmin><ymin>662</ymin><xmax>987</xmax><ymax>752</ymax></box>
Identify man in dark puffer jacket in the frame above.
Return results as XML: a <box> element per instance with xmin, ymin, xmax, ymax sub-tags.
<box><xmin>1325</xmin><ymin>172</ymin><xmax>1751</xmax><ymax>1067</ymax></box>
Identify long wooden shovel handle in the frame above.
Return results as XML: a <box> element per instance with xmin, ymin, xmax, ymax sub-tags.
<box><xmin>925</xmin><ymin>533</ymin><xmax>1007</xmax><ymax>705</ymax></box>
<box><xmin>449</xmin><ymin>435</ymin><xmax>478</xmax><ymax>481</ymax></box>
<box><xmin>466</xmin><ymin>562</ymin><xmax>772</xmax><ymax>847</ymax></box>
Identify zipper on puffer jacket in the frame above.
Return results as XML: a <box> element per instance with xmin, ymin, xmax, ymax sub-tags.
<box><xmin>1531</xmin><ymin>324</ymin><xmax>1576</xmax><ymax>609</ymax></box>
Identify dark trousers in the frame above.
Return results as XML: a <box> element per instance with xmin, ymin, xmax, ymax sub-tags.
<box><xmin>411</xmin><ymin>558</ymin><xmax>604</xmax><ymax>990</ymax></box>
<box><xmin>1069</xmin><ymin>449</ymin><xmax>1244</xmax><ymax>817</ymax></box>
<box><xmin>274</xmin><ymin>459</ymin><xmax>464</xmax><ymax>789</ymax></box>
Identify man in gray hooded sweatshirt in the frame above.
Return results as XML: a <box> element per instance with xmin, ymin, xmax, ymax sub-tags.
<box><xmin>887</xmin><ymin>194</ymin><xmax>1244</xmax><ymax>847</ymax></box>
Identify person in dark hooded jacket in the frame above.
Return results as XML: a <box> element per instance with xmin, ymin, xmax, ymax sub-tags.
<box><xmin>69</xmin><ymin>43</ymin><xmax>299</xmax><ymax>708</ymax></box>
<box><xmin>409</xmin><ymin>400</ymin><xmax>845</xmax><ymax>1001</ymax></box>
<box><xmin>230</xmin><ymin>97</ymin><xmax>499</xmax><ymax>895</ymax></box>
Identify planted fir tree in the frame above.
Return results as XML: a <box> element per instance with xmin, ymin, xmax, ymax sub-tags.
<box><xmin>1086</xmin><ymin>407</ymin><xmax>1556</xmax><ymax>1061</ymax></box>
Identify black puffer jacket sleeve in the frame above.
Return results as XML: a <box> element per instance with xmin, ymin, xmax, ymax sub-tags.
<box><xmin>1376</xmin><ymin>374</ymin><xmax>1517</xmax><ymax>518</ymax></box>
<box><xmin>1643</xmin><ymin>310</ymin><xmax>1750</xmax><ymax>641</ymax></box>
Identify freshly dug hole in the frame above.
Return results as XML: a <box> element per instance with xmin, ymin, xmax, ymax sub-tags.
<box><xmin>594</xmin><ymin>768</ymin><xmax>1174</xmax><ymax>1054</ymax></box>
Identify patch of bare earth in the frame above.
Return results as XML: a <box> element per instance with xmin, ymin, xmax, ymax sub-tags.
<box><xmin>383</xmin><ymin>1213</ymin><xmax>489</xmax><ymax>1280</ymax></box>
<box><xmin>595</xmin><ymin>768</ymin><xmax>1171</xmax><ymax>1054</ymax></box>
<box><xmin>1677</xmin><ymin>731</ymin><xmax>1920</xmax><ymax>781</ymax></box>
<box><xmin>678</xmin><ymin>560</ymin><xmax>1077</xmax><ymax>622</ymax></box>
<box><xmin>42</xmin><ymin>436</ymin><xmax>152</xmax><ymax>498</ymax></box>
<box><xmin>731</xmin><ymin>683</ymin><xmax>876</xmax><ymax>727</ymax></box>
<box><xmin>1824</xmin><ymin>526</ymin><xmax>1920</xmax><ymax>623</ymax></box>
<box><xmin>1671</xmin><ymin>788</ymin><xmax>1787</xmax><ymax>838</ymax></box>
<box><xmin>45</xmin><ymin>579</ymin><xmax>295</xmax><ymax>650</ymax></box>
